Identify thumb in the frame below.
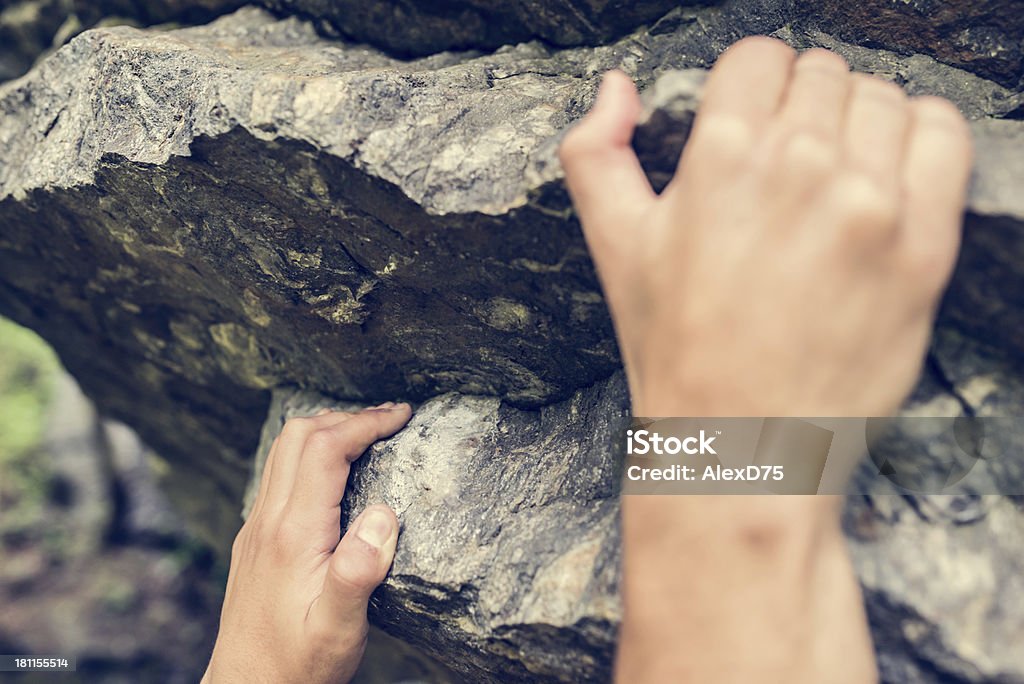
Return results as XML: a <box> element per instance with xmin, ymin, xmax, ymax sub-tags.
<box><xmin>311</xmin><ymin>504</ymin><xmax>399</xmax><ymax>632</ymax></box>
<box><xmin>559</xmin><ymin>70</ymin><xmax>655</xmax><ymax>250</ymax></box>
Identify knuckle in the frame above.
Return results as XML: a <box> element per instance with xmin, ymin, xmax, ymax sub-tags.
<box><xmin>279</xmin><ymin>416</ymin><xmax>312</xmax><ymax>441</ymax></box>
<box><xmin>830</xmin><ymin>172</ymin><xmax>899</xmax><ymax>236</ymax></box>
<box><xmin>269</xmin><ymin>516</ymin><xmax>306</xmax><ymax>558</ymax></box>
<box><xmin>329</xmin><ymin>552</ymin><xmax>383</xmax><ymax>594</ymax></box>
<box><xmin>558</xmin><ymin>125</ymin><xmax>597</xmax><ymax>165</ymax></box>
<box><xmin>690</xmin><ymin>115</ymin><xmax>755</xmax><ymax>160</ymax></box>
<box><xmin>304</xmin><ymin>427</ymin><xmax>342</xmax><ymax>455</ymax></box>
<box><xmin>779</xmin><ymin>131</ymin><xmax>838</xmax><ymax>174</ymax></box>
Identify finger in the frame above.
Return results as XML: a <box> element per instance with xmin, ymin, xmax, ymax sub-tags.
<box><xmin>675</xmin><ymin>37</ymin><xmax>795</xmax><ymax>194</ymax></box>
<box><xmin>287</xmin><ymin>404</ymin><xmax>412</xmax><ymax>516</ymax></box>
<box><xmin>778</xmin><ymin>49</ymin><xmax>850</xmax><ymax>141</ymax></box>
<box><xmin>249</xmin><ymin>405</ymin><xmax>350</xmax><ymax>518</ymax></box>
<box><xmin>258</xmin><ymin>411</ymin><xmax>359</xmax><ymax>516</ymax></box>
<box><xmin>249</xmin><ymin>435</ymin><xmax>280</xmax><ymax>520</ymax></box>
<box><xmin>843</xmin><ymin>75</ymin><xmax>910</xmax><ymax>188</ymax></box>
<box><xmin>309</xmin><ymin>504</ymin><xmax>399</xmax><ymax>633</ymax></box>
<box><xmin>694</xmin><ymin>36</ymin><xmax>796</xmax><ymax>137</ymax></box>
<box><xmin>900</xmin><ymin>96</ymin><xmax>973</xmax><ymax>292</ymax></box>
<box><xmin>560</xmin><ymin>70</ymin><xmax>656</xmax><ymax>247</ymax></box>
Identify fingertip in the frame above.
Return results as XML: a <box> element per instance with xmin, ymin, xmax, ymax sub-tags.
<box><xmin>718</xmin><ymin>35</ymin><xmax>796</xmax><ymax>67</ymax></box>
<box><xmin>911</xmin><ymin>96</ymin><xmax>972</xmax><ymax>143</ymax></box>
<box><xmin>796</xmin><ymin>47</ymin><xmax>849</xmax><ymax>74</ymax></box>
<box><xmin>597</xmin><ymin>69</ymin><xmax>638</xmax><ymax>103</ymax></box>
<box><xmin>337</xmin><ymin>405</ymin><xmax>411</xmax><ymax>462</ymax></box>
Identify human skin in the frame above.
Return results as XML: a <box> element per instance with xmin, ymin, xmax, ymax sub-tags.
<box><xmin>559</xmin><ymin>37</ymin><xmax>972</xmax><ymax>683</ymax></box>
<box><xmin>204</xmin><ymin>36</ymin><xmax>973</xmax><ymax>684</ymax></box>
<box><xmin>202</xmin><ymin>403</ymin><xmax>412</xmax><ymax>683</ymax></box>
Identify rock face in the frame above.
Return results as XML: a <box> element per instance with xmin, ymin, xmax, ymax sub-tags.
<box><xmin>1</xmin><ymin>0</ymin><xmax>1023</xmax><ymax>681</ymax></box>
<box><xmin>800</xmin><ymin>0</ymin><xmax>1024</xmax><ymax>90</ymax></box>
<box><xmin>6</xmin><ymin>1</ymin><xmax>1024</xmax><ymax>85</ymax></box>
<box><xmin>266</xmin><ymin>0</ymin><xmax>686</xmax><ymax>57</ymax></box>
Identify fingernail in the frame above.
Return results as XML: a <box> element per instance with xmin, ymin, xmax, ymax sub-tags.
<box><xmin>356</xmin><ymin>509</ymin><xmax>393</xmax><ymax>549</ymax></box>
<box><xmin>315</xmin><ymin>408</ymin><xmax>333</xmax><ymax>416</ymax></box>
<box><xmin>375</xmin><ymin>401</ymin><xmax>396</xmax><ymax>409</ymax></box>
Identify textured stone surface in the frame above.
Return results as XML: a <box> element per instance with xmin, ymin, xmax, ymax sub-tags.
<box><xmin>846</xmin><ymin>335</ymin><xmax>1024</xmax><ymax>684</ymax></box>
<box><xmin>800</xmin><ymin>0</ymin><xmax>1024</xmax><ymax>90</ymax></box>
<box><xmin>266</xmin><ymin>0</ymin><xmax>686</xmax><ymax>57</ymax></box>
<box><xmin>2</xmin><ymin>11</ymin><xmax>1024</xmax><ymax>549</ymax></box>
<box><xmin>7</xmin><ymin>1</ymin><xmax>1024</xmax><ymax>89</ymax></box>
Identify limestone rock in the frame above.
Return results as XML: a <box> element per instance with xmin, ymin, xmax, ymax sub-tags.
<box><xmin>2</xmin><ymin>11</ymin><xmax>1024</xmax><ymax>550</ymax></box>
<box><xmin>265</xmin><ymin>0</ymin><xmax>685</xmax><ymax>57</ymax></box>
<box><xmin>6</xmin><ymin>0</ymin><xmax>1024</xmax><ymax>91</ymax></box>
<box><xmin>799</xmin><ymin>0</ymin><xmax>1024</xmax><ymax>90</ymax></box>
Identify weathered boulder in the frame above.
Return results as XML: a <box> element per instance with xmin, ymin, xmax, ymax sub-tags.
<box><xmin>846</xmin><ymin>330</ymin><xmax>1024</xmax><ymax>684</ymax></box>
<box><xmin>5</xmin><ymin>1</ymin><xmax>1024</xmax><ymax>91</ymax></box>
<box><xmin>265</xmin><ymin>0</ymin><xmax>687</xmax><ymax>57</ymax></box>
<box><xmin>2</xmin><ymin>6</ymin><xmax>1024</xmax><ymax>546</ymax></box>
<box><xmin>799</xmin><ymin>0</ymin><xmax>1024</xmax><ymax>90</ymax></box>
<box><xmin>1</xmin><ymin>3</ymin><xmax>1024</xmax><ymax>682</ymax></box>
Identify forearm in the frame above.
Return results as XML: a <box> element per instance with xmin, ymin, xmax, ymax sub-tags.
<box><xmin>615</xmin><ymin>496</ymin><xmax>877</xmax><ymax>683</ymax></box>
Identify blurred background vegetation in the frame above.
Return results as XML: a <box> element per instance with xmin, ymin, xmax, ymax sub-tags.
<box><xmin>0</xmin><ymin>315</ymin><xmax>59</xmax><ymax>536</ymax></box>
<box><xmin>0</xmin><ymin>316</ymin><xmax>456</xmax><ymax>683</ymax></box>
<box><xmin>0</xmin><ymin>315</ymin><xmax>224</xmax><ymax>683</ymax></box>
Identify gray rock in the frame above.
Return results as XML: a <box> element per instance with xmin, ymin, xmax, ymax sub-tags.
<box><xmin>6</xmin><ymin>0</ymin><xmax>1024</xmax><ymax>88</ymax></box>
<box><xmin>845</xmin><ymin>338</ymin><xmax>1024</xmax><ymax>683</ymax></box>
<box><xmin>264</xmin><ymin>0</ymin><xmax>684</xmax><ymax>57</ymax></box>
<box><xmin>2</xmin><ymin>10</ymin><xmax>1023</xmax><ymax>550</ymax></box>
<box><xmin>797</xmin><ymin>0</ymin><xmax>1024</xmax><ymax>90</ymax></box>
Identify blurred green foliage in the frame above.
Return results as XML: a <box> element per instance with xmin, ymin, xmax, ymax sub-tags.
<box><xmin>0</xmin><ymin>316</ymin><xmax>62</xmax><ymax>526</ymax></box>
